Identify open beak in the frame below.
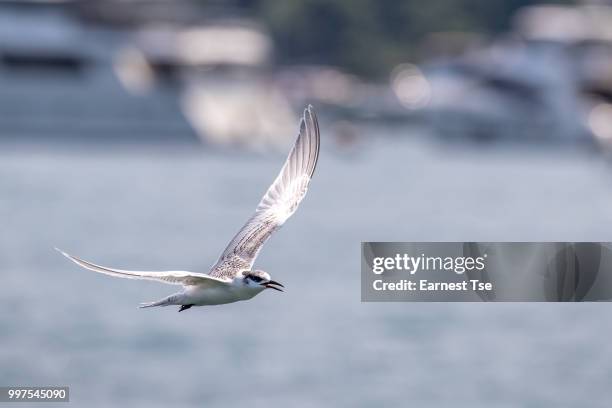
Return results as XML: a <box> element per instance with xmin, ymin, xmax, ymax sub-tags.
<box><xmin>263</xmin><ymin>280</ymin><xmax>284</xmax><ymax>292</ymax></box>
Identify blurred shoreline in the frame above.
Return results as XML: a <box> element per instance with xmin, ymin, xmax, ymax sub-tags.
<box><xmin>1</xmin><ymin>1</ymin><xmax>612</xmax><ymax>153</ymax></box>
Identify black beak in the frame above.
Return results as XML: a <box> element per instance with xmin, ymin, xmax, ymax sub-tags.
<box><xmin>263</xmin><ymin>280</ymin><xmax>284</xmax><ymax>292</ymax></box>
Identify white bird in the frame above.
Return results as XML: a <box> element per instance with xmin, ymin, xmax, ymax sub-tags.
<box><xmin>57</xmin><ymin>105</ymin><xmax>320</xmax><ymax>312</ymax></box>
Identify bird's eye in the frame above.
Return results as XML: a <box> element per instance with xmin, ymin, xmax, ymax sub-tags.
<box><xmin>250</xmin><ymin>275</ymin><xmax>262</xmax><ymax>283</ymax></box>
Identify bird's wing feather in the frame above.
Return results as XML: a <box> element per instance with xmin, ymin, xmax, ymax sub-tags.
<box><xmin>209</xmin><ymin>105</ymin><xmax>320</xmax><ymax>279</ymax></box>
<box><xmin>57</xmin><ymin>249</ymin><xmax>230</xmax><ymax>287</ymax></box>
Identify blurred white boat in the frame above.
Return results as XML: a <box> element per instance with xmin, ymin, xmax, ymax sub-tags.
<box><xmin>127</xmin><ymin>20</ymin><xmax>296</xmax><ymax>149</ymax></box>
<box><xmin>420</xmin><ymin>4</ymin><xmax>612</xmax><ymax>146</ymax></box>
<box><xmin>0</xmin><ymin>1</ymin><xmax>198</xmax><ymax>144</ymax></box>
<box><xmin>423</xmin><ymin>40</ymin><xmax>588</xmax><ymax>143</ymax></box>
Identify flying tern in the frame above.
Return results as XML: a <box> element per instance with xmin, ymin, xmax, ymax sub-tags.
<box><xmin>57</xmin><ymin>105</ymin><xmax>320</xmax><ymax>311</ymax></box>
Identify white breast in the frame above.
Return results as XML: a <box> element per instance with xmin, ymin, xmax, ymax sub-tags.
<box><xmin>185</xmin><ymin>283</ymin><xmax>265</xmax><ymax>306</ymax></box>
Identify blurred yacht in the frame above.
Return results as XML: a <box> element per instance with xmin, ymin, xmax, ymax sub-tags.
<box><xmin>0</xmin><ymin>1</ymin><xmax>296</xmax><ymax>148</ymax></box>
<box><xmin>0</xmin><ymin>1</ymin><xmax>198</xmax><ymax>144</ymax></box>
<box><xmin>417</xmin><ymin>4</ymin><xmax>612</xmax><ymax>146</ymax></box>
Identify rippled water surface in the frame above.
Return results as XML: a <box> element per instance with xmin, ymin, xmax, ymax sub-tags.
<box><xmin>2</xmin><ymin>134</ymin><xmax>612</xmax><ymax>407</ymax></box>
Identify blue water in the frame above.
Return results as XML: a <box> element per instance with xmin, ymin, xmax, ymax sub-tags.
<box><xmin>2</xmin><ymin>133</ymin><xmax>612</xmax><ymax>407</ymax></box>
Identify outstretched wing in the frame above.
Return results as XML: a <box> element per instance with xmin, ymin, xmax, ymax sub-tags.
<box><xmin>57</xmin><ymin>249</ymin><xmax>230</xmax><ymax>287</ymax></box>
<box><xmin>209</xmin><ymin>105</ymin><xmax>320</xmax><ymax>279</ymax></box>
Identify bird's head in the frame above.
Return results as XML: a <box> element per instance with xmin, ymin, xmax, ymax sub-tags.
<box><xmin>242</xmin><ymin>270</ymin><xmax>284</xmax><ymax>292</ymax></box>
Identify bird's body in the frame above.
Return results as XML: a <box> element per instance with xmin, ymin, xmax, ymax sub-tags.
<box><xmin>142</xmin><ymin>280</ymin><xmax>264</xmax><ymax>308</ymax></box>
<box><xmin>58</xmin><ymin>105</ymin><xmax>320</xmax><ymax>311</ymax></box>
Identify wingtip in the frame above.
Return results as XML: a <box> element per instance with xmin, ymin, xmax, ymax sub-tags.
<box><xmin>301</xmin><ymin>104</ymin><xmax>318</xmax><ymax>132</ymax></box>
<box><xmin>55</xmin><ymin>247</ymin><xmax>69</xmax><ymax>258</ymax></box>
<box><xmin>304</xmin><ymin>104</ymin><xmax>315</xmax><ymax>118</ymax></box>
<box><xmin>55</xmin><ymin>248</ymin><xmax>78</xmax><ymax>264</ymax></box>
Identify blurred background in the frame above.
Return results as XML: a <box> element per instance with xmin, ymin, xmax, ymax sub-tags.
<box><xmin>2</xmin><ymin>0</ymin><xmax>612</xmax><ymax>406</ymax></box>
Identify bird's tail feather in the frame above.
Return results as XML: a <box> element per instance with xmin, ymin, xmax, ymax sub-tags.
<box><xmin>138</xmin><ymin>293</ymin><xmax>182</xmax><ymax>309</ymax></box>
